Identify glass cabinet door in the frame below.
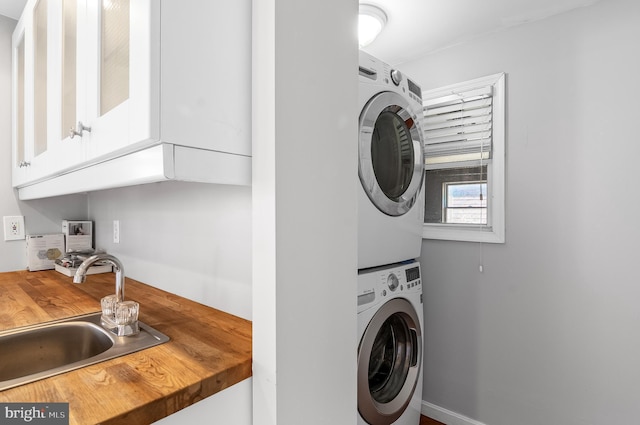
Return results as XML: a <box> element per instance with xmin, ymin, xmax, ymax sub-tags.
<box><xmin>84</xmin><ymin>0</ymin><xmax>153</xmax><ymax>160</ymax></box>
<box><xmin>15</xmin><ymin>35</ymin><xmax>25</xmax><ymax>168</ymax></box>
<box><xmin>50</xmin><ymin>0</ymin><xmax>87</xmax><ymax>173</ymax></box>
<box><xmin>12</xmin><ymin>10</ymin><xmax>31</xmax><ymax>187</ymax></box>
<box><xmin>61</xmin><ymin>0</ymin><xmax>77</xmax><ymax>141</ymax></box>
<box><xmin>11</xmin><ymin>6</ymin><xmax>34</xmax><ymax>186</ymax></box>
<box><xmin>100</xmin><ymin>0</ymin><xmax>129</xmax><ymax>116</ymax></box>
<box><xmin>33</xmin><ymin>0</ymin><xmax>48</xmax><ymax>158</ymax></box>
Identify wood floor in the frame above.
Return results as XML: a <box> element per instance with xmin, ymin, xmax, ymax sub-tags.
<box><xmin>420</xmin><ymin>415</ymin><xmax>445</xmax><ymax>425</ymax></box>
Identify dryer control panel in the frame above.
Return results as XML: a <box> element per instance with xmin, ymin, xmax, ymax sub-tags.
<box><xmin>359</xmin><ymin>50</ymin><xmax>423</xmax><ymax>105</ymax></box>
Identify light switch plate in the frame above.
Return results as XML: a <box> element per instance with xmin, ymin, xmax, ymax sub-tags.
<box><xmin>3</xmin><ymin>215</ymin><xmax>25</xmax><ymax>241</ymax></box>
<box><xmin>113</xmin><ymin>220</ymin><xmax>120</xmax><ymax>243</ymax></box>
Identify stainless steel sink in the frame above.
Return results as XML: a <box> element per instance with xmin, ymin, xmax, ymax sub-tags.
<box><xmin>0</xmin><ymin>312</ymin><xmax>169</xmax><ymax>391</ymax></box>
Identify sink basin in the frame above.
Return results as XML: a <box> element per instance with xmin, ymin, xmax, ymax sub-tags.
<box><xmin>0</xmin><ymin>312</ymin><xmax>170</xmax><ymax>391</ymax></box>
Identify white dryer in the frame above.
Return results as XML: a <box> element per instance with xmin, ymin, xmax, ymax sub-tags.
<box><xmin>358</xmin><ymin>51</ymin><xmax>425</xmax><ymax>270</ymax></box>
<box><xmin>358</xmin><ymin>260</ymin><xmax>423</xmax><ymax>425</ymax></box>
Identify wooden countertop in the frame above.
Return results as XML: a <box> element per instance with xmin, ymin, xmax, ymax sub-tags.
<box><xmin>0</xmin><ymin>270</ymin><xmax>252</xmax><ymax>424</ymax></box>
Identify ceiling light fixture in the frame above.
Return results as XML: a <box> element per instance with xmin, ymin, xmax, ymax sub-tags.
<box><xmin>359</xmin><ymin>4</ymin><xmax>387</xmax><ymax>48</ymax></box>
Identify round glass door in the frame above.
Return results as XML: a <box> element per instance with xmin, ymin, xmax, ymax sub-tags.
<box><xmin>358</xmin><ymin>298</ymin><xmax>422</xmax><ymax>424</ymax></box>
<box><xmin>369</xmin><ymin>314</ymin><xmax>413</xmax><ymax>403</ymax></box>
<box><xmin>359</xmin><ymin>91</ymin><xmax>424</xmax><ymax>216</ymax></box>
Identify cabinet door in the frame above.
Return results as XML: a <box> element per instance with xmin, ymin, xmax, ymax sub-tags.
<box><xmin>17</xmin><ymin>0</ymin><xmax>60</xmax><ymax>184</ymax></box>
<box><xmin>27</xmin><ymin>0</ymin><xmax>68</xmax><ymax>181</ymax></box>
<box><xmin>42</xmin><ymin>0</ymin><xmax>86</xmax><ymax>175</ymax></box>
<box><xmin>57</xmin><ymin>0</ymin><xmax>87</xmax><ymax>154</ymax></box>
<box><xmin>83</xmin><ymin>0</ymin><xmax>157</xmax><ymax>161</ymax></box>
<box><xmin>12</xmin><ymin>15</ymin><xmax>29</xmax><ymax>186</ymax></box>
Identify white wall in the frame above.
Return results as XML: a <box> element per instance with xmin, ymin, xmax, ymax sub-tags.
<box><xmin>252</xmin><ymin>0</ymin><xmax>358</xmax><ymax>424</ymax></box>
<box><xmin>87</xmin><ymin>181</ymin><xmax>252</xmax><ymax>320</ymax></box>
<box><xmin>401</xmin><ymin>0</ymin><xmax>640</xmax><ymax>424</ymax></box>
<box><xmin>155</xmin><ymin>377</ymin><xmax>253</xmax><ymax>425</ymax></box>
<box><xmin>0</xmin><ymin>15</ymin><xmax>87</xmax><ymax>273</ymax></box>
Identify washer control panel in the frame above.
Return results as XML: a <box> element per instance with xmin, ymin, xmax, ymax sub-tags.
<box><xmin>358</xmin><ymin>261</ymin><xmax>422</xmax><ymax>311</ymax></box>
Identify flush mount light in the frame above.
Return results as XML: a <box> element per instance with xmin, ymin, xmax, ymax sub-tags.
<box><xmin>359</xmin><ymin>4</ymin><xmax>387</xmax><ymax>48</ymax></box>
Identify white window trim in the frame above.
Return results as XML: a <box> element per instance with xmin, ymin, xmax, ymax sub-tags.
<box><xmin>422</xmin><ymin>73</ymin><xmax>505</xmax><ymax>243</ymax></box>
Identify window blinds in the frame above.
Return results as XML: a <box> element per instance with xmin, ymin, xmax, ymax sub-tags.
<box><xmin>423</xmin><ymin>86</ymin><xmax>493</xmax><ymax>168</ymax></box>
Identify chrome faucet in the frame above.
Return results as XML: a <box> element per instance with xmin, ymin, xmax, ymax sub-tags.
<box><xmin>73</xmin><ymin>254</ymin><xmax>139</xmax><ymax>336</ymax></box>
<box><xmin>73</xmin><ymin>253</ymin><xmax>125</xmax><ymax>302</ymax></box>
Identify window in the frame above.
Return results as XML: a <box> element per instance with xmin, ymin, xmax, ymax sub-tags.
<box><xmin>422</xmin><ymin>73</ymin><xmax>505</xmax><ymax>243</ymax></box>
<box><xmin>444</xmin><ymin>180</ymin><xmax>487</xmax><ymax>224</ymax></box>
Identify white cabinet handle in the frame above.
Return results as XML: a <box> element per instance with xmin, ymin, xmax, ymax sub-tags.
<box><xmin>70</xmin><ymin>121</ymin><xmax>92</xmax><ymax>139</ymax></box>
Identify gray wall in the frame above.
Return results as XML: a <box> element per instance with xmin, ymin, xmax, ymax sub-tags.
<box><xmin>0</xmin><ymin>15</ymin><xmax>87</xmax><ymax>273</ymax></box>
<box><xmin>401</xmin><ymin>0</ymin><xmax>640</xmax><ymax>423</ymax></box>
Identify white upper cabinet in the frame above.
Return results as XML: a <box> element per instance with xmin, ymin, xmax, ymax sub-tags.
<box><xmin>12</xmin><ymin>0</ymin><xmax>252</xmax><ymax>200</ymax></box>
<box><xmin>12</xmin><ymin>0</ymin><xmax>86</xmax><ymax>187</ymax></box>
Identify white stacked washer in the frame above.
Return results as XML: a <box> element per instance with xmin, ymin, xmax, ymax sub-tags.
<box><xmin>358</xmin><ymin>50</ymin><xmax>425</xmax><ymax>270</ymax></box>
<box><xmin>358</xmin><ymin>260</ymin><xmax>423</xmax><ymax>425</ymax></box>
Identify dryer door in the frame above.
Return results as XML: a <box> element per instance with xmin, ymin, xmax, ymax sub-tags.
<box><xmin>358</xmin><ymin>298</ymin><xmax>422</xmax><ymax>425</ymax></box>
<box><xmin>359</xmin><ymin>91</ymin><xmax>424</xmax><ymax>217</ymax></box>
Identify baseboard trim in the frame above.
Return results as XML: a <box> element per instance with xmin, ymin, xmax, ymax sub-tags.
<box><xmin>421</xmin><ymin>400</ymin><xmax>488</xmax><ymax>425</ymax></box>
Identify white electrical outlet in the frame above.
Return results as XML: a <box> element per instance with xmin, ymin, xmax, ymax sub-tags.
<box><xmin>3</xmin><ymin>216</ymin><xmax>26</xmax><ymax>241</ymax></box>
<box><xmin>113</xmin><ymin>220</ymin><xmax>120</xmax><ymax>243</ymax></box>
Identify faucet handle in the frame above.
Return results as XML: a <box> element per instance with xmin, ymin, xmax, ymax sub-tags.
<box><xmin>100</xmin><ymin>296</ymin><xmax>140</xmax><ymax>336</ymax></box>
<box><xmin>115</xmin><ymin>301</ymin><xmax>139</xmax><ymax>327</ymax></box>
<box><xmin>101</xmin><ymin>295</ymin><xmax>119</xmax><ymax>321</ymax></box>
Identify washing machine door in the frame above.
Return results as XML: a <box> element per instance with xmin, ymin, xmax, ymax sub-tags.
<box><xmin>358</xmin><ymin>298</ymin><xmax>422</xmax><ymax>425</ymax></box>
<box><xmin>359</xmin><ymin>91</ymin><xmax>424</xmax><ymax>217</ymax></box>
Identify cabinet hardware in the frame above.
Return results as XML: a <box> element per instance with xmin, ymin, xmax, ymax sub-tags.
<box><xmin>70</xmin><ymin>121</ymin><xmax>92</xmax><ymax>139</ymax></box>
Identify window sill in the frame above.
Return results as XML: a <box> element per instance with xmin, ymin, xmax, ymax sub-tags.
<box><xmin>422</xmin><ymin>224</ymin><xmax>504</xmax><ymax>243</ymax></box>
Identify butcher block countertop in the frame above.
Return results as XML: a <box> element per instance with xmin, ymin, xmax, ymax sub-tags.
<box><xmin>0</xmin><ymin>270</ymin><xmax>252</xmax><ymax>424</ymax></box>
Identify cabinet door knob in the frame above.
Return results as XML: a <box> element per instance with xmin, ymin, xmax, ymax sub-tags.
<box><xmin>18</xmin><ymin>161</ymin><xmax>31</xmax><ymax>168</ymax></box>
<box><xmin>70</xmin><ymin>121</ymin><xmax>92</xmax><ymax>139</ymax></box>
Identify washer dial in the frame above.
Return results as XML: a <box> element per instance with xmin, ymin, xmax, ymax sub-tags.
<box><xmin>387</xmin><ymin>273</ymin><xmax>399</xmax><ymax>291</ymax></box>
